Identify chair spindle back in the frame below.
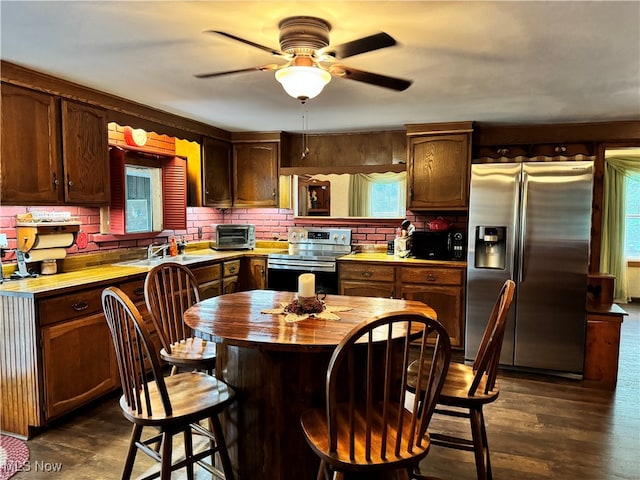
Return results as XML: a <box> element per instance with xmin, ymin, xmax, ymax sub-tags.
<box><xmin>102</xmin><ymin>286</ymin><xmax>172</xmax><ymax>417</ymax></box>
<box><xmin>469</xmin><ymin>279</ymin><xmax>516</xmax><ymax>396</ymax></box>
<box><xmin>325</xmin><ymin>311</ymin><xmax>451</xmax><ymax>463</ymax></box>
<box><xmin>144</xmin><ymin>263</ymin><xmax>201</xmax><ymax>354</ymax></box>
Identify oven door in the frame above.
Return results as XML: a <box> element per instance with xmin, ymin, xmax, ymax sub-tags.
<box><xmin>267</xmin><ymin>266</ymin><xmax>338</xmax><ymax>295</ymax></box>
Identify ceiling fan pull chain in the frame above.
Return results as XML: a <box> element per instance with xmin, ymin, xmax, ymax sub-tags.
<box><xmin>301</xmin><ymin>104</ymin><xmax>310</xmax><ymax>159</ymax></box>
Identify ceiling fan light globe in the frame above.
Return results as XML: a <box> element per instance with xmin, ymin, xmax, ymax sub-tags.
<box><xmin>275</xmin><ymin>66</ymin><xmax>331</xmax><ymax>100</ymax></box>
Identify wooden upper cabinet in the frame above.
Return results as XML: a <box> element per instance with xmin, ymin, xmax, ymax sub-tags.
<box><xmin>202</xmin><ymin>136</ymin><xmax>232</xmax><ymax>207</ymax></box>
<box><xmin>61</xmin><ymin>100</ymin><xmax>109</xmax><ymax>205</ymax></box>
<box><xmin>0</xmin><ymin>83</ymin><xmax>63</xmax><ymax>204</ymax></box>
<box><xmin>233</xmin><ymin>142</ymin><xmax>278</xmax><ymax>207</ymax></box>
<box><xmin>0</xmin><ymin>84</ymin><xmax>109</xmax><ymax>206</ymax></box>
<box><xmin>406</xmin><ymin>122</ymin><xmax>473</xmax><ymax>211</ymax></box>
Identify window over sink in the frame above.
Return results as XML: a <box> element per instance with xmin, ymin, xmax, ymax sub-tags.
<box><xmin>105</xmin><ymin>146</ymin><xmax>186</xmax><ymax>235</ymax></box>
<box><xmin>124</xmin><ymin>165</ymin><xmax>162</xmax><ymax>233</ymax></box>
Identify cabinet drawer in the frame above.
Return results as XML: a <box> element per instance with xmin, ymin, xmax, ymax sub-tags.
<box><xmin>192</xmin><ymin>263</ymin><xmax>222</xmax><ymax>284</ymax></box>
<box><xmin>401</xmin><ymin>267</ymin><xmax>463</xmax><ymax>286</ymax></box>
<box><xmin>223</xmin><ymin>260</ymin><xmax>241</xmax><ymax>277</ymax></box>
<box><xmin>339</xmin><ymin>263</ymin><xmax>395</xmax><ymax>282</ymax></box>
<box><xmin>119</xmin><ymin>279</ymin><xmax>146</xmax><ymax>304</ymax></box>
<box><xmin>39</xmin><ymin>287</ymin><xmax>104</xmax><ymax>326</ymax></box>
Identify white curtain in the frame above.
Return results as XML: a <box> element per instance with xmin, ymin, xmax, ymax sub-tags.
<box><xmin>601</xmin><ymin>152</ymin><xmax>640</xmax><ymax>303</ymax></box>
<box><xmin>348</xmin><ymin>172</ymin><xmax>406</xmax><ymax>216</ymax></box>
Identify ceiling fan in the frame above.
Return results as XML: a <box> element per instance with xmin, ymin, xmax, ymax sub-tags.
<box><xmin>194</xmin><ymin>16</ymin><xmax>413</xmax><ymax>102</ymax></box>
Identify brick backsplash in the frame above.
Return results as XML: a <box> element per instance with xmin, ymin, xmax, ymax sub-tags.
<box><xmin>0</xmin><ymin>203</ymin><xmax>464</xmax><ymax>263</ymax></box>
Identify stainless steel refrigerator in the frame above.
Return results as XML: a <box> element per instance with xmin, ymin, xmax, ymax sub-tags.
<box><xmin>465</xmin><ymin>161</ymin><xmax>593</xmax><ymax>375</ymax></box>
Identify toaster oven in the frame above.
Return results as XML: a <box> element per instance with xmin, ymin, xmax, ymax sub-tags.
<box><xmin>210</xmin><ymin>224</ymin><xmax>256</xmax><ymax>250</ymax></box>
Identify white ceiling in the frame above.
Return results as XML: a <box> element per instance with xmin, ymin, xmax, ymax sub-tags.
<box><xmin>1</xmin><ymin>1</ymin><xmax>639</xmax><ymax>134</ymax></box>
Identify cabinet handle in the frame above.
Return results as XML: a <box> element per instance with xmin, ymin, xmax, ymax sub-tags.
<box><xmin>72</xmin><ymin>301</ymin><xmax>89</xmax><ymax>311</ymax></box>
<box><xmin>272</xmin><ymin>189</ymin><xmax>276</xmax><ymax>198</ymax></box>
<box><xmin>52</xmin><ymin>173</ymin><xmax>59</xmax><ymax>189</ymax></box>
<box><xmin>134</xmin><ymin>287</ymin><xmax>144</xmax><ymax>296</ymax></box>
<box><xmin>229</xmin><ymin>266</ymin><xmax>238</xmax><ymax>274</ymax></box>
<box><xmin>67</xmin><ymin>175</ymin><xmax>73</xmax><ymax>188</ymax></box>
<box><xmin>496</xmin><ymin>148</ymin><xmax>510</xmax><ymax>156</ymax></box>
<box><xmin>425</xmin><ymin>274</ymin><xmax>437</xmax><ymax>282</ymax></box>
<box><xmin>362</xmin><ymin>271</ymin><xmax>373</xmax><ymax>278</ymax></box>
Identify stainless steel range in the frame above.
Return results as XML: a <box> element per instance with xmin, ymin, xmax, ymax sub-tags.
<box><xmin>267</xmin><ymin>227</ymin><xmax>352</xmax><ymax>294</ymax></box>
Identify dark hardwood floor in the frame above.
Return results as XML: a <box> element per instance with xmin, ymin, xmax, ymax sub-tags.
<box><xmin>11</xmin><ymin>302</ymin><xmax>639</xmax><ymax>480</ymax></box>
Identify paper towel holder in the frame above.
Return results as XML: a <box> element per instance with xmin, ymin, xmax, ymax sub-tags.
<box><xmin>15</xmin><ymin>221</ymin><xmax>80</xmax><ymax>275</ymax></box>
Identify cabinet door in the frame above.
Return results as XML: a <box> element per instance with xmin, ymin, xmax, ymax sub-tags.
<box><xmin>191</xmin><ymin>263</ymin><xmax>223</xmax><ymax>300</ymax></box>
<box><xmin>240</xmin><ymin>257</ymin><xmax>267</xmax><ymax>290</ymax></box>
<box><xmin>61</xmin><ymin>100</ymin><xmax>109</xmax><ymax>204</ymax></box>
<box><xmin>0</xmin><ymin>83</ymin><xmax>63</xmax><ymax>204</ymax></box>
<box><xmin>233</xmin><ymin>142</ymin><xmax>278</xmax><ymax>207</ymax></box>
<box><xmin>407</xmin><ymin>133</ymin><xmax>470</xmax><ymax>210</ymax></box>
<box><xmin>223</xmin><ymin>276</ymin><xmax>239</xmax><ymax>295</ymax></box>
<box><xmin>400</xmin><ymin>284</ymin><xmax>463</xmax><ymax>348</ymax></box>
<box><xmin>200</xmin><ymin>280</ymin><xmax>223</xmax><ymax>300</ymax></box>
<box><xmin>41</xmin><ymin>312</ymin><xmax>118</xmax><ymax>420</ymax></box>
<box><xmin>340</xmin><ymin>280</ymin><xmax>394</xmax><ymax>298</ymax></box>
<box><xmin>202</xmin><ymin>136</ymin><xmax>232</xmax><ymax>207</ymax></box>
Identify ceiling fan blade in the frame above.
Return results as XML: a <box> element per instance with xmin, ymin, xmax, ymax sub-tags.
<box><xmin>206</xmin><ymin>30</ymin><xmax>286</xmax><ymax>57</ymax></box>
<box><xmin>194</xmin><ymin>64</ymin><xmax>281</xmax><ymax>79</ymax></box>
<box><xmin>321</xmin><ymin>32</ymin><xmax>396</xmax><ymax>59</ymax></box>
<box><xmin>335</xmin><ymin>66</ymin><xmax>412</xmax><ymax>91</ymax></box>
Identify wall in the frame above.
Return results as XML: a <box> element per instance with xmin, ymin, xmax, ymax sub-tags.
<box><xmin>0</xmin><ymin>203</ymin><xmax>458</xmax><ymax>260</ymax></box>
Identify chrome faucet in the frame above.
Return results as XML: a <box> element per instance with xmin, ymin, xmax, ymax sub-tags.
<box><xmin>147</xmin><ymin>243</ymin><xmax>170</xmax><ymax>260</ymax></box>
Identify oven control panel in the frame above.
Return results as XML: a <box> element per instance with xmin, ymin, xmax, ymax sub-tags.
<box><xmin>288</xmin><ymin>227</ymin><xmax>351</xmax><ymax>246</ymax></box>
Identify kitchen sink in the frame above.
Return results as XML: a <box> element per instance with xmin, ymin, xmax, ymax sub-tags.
<box><xmin>117</xmin><ymin>255</ymin><xmax>210</xmax><ymax>267</ymax></box>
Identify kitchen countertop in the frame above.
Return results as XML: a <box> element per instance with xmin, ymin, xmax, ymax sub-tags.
<box><xmin>337</xmin><ymin>251</ymin><xmax>467</xmax><ymax>267</ymax></box>
<box><xmin>0</xmin><ymin>246</ymin><xmax>286</xmax><ymax>296</ymax></box>
<box><xmin>0</xmin><ymin>245</ymin><xmax>465</xmax><ymax>296</ymax></box>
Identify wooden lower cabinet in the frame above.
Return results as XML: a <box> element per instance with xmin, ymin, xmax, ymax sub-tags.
<box><xmin>41</xmin><ymin>312</ymin><xmax>118</xmax><ymax>420</ymax></box>
<box><xmin>222</xmin><ymin>259</ymin><xmax>241</xmax><ymax>294</ymax></box>
<box><xmin>339</xmin><ymin>261</ymin><xmax>465</xmax><ymax>348</ymax></box>
<box><xmin>399</xmin><ymin>284</ymin><xmax>462</xmax><ymax>349</ymax></box>
<box><xmin>0</xmin><ymin>254</ymin><xmax>284</xmax><ymax>437</ymax></box>
<box><xmin>340</xmin><ymin>280</ymin><xmax>394</xmax><ymax>298</ymax></box>
<box><xmin>192</xmin><ymin>263</ymin><xmax>222</xmax><ymax>300</ymax></box>
<box><xmin>240</xmin><ymin>257</ymin><xmax>267</xmax><ymax>290</ymax></box>
<box><xmin>339</xmin><ymin>263</ymin><xmax>395</xmax><ymax>298</ymax></box>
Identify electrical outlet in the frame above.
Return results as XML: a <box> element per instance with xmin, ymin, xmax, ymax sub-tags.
<box><xmin>197</xmin><ymin>227</ymin><xmax>203</xmax><ymax>239</ymax></box>
<box><xmin>0</xmin><ymin>233</ymin><xmax>7</xmax><ymax>249</ymax></box>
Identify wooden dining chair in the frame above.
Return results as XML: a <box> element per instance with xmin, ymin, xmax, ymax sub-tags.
<box><xmin>144</xmin><ymin>262</ymin><xmax>216</xmax><ymax>375</ymax></box>
<box><xmin>102</xmin><ymin>286</ymin><xmax>235</xmax><ymax>480</ymax></box>
<box><xmin>407</xmin><ymin>279</ymin><xmax>516</xmax><ymax>480</ymax></box>
<box><xmin>300</xmin><ymin>311</ymin><xmax>452</xmax><ymax>480</ymax></box>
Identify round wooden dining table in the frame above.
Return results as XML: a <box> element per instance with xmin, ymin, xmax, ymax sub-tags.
<box><xmin>183</xmin><ymin>289</ymin><xmax>437</xmax><ymax>480</ymax></box>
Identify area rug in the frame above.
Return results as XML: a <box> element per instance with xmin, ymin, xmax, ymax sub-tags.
<box><xmin>0</xmin><ymin>435</ymin><xmax>29</xmax><ymax>480</ymax></box>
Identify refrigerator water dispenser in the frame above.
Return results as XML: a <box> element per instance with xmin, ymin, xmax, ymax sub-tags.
<box><xmin>474</xmin><ymin>226</ymin><xmax>506</xmax><ymax>269</ymax></box>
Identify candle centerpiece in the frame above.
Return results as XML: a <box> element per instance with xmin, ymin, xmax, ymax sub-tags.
<box><xmin>284</xmin><ymin>273</ymin><xmax>325</xmax><ymax>315</ymax></box>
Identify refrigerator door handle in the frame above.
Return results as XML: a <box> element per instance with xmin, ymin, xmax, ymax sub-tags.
<box><xmin>519</xmin><ymin>171</ymin><xmax>529</xmax><ymax>283</ymax></box>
